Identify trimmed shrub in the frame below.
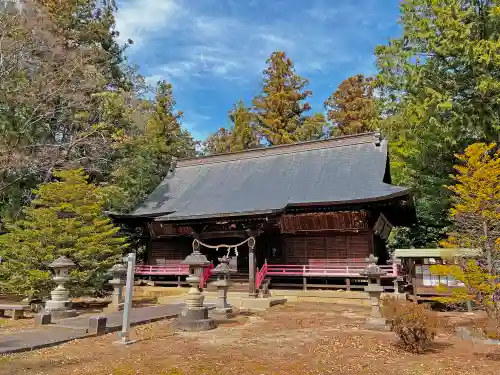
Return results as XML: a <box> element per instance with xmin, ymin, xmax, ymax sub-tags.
<box><xmin>381</xmin><ymin>297</ymin><xmax>441</xmax><ymax>353</ymax></box>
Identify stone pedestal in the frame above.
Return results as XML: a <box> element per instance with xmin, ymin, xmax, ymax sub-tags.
<box><xmin>105</xmin><ymin>263</ymin><xmax>126</xmax><ymax>313</ymax></box>
<box><xmin>174</xmin><ymin>243</ymin><xmax>215</xmax><ymax>332</ymax></box>
<box><xmin>44</xmin><ymin>256</ymin><xmax>77</xmax><ymax>319</ymax></box>
<box><xmin>360</xmin><ymin>255</ymin><xmax>389</xmax><ymax>331</ymax></box>
<box><xmin>210</xmin><ymin>256</ymin><xmax>234</xmax><ymax>319</ymax></box>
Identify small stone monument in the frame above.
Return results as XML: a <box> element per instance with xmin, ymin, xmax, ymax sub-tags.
<box><xmin>210</xmin><ymin>256</ymin><xmax>234</xmax><ymax>319</ymax></box>
<box><xmin>44</xmin><ymin>256</ymin><xmax>77</xmax><ymax>319</ymax></box>
<box><xmin>105</xmin><ymin>263</ymin><xmax>127</xmax><ymax>313</ymax></box>
<box><xmin>174</xmin><ymin>243</ymin><xmax>216</xmax><ymax>331</ymax></box>
<box><xmin>359</xmin><ymin>254</ymin><xmax>388</xmax><ymax>330</ymax></box>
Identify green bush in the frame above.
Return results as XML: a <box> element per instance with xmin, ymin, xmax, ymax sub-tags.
<box><xmin>381</xmin><ymin>297</ymin><xmax>441</xmax><ymax>353</ymax></box>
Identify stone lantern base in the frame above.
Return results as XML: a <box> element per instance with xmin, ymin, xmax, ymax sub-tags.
<box><xmin>174</xmin><ymin>307</ymin><xmax>216</xmax><ymax>332</ymax></box>
<box><xmin>44</xmin><ymin>291</ymin><xmax>77</xmax><ymax>319</ymax></box>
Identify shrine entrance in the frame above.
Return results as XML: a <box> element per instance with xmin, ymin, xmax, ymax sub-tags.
<box><xmin>191</xmin><ymin>236</ymin><xmax>258</xmax><ymax>296</ymax></box>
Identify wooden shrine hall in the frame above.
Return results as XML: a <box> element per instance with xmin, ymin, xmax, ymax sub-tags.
<box><xmin>111</xmin><ymin>132</ymin><xmax>415</xmax><ymax>295</ymax></box>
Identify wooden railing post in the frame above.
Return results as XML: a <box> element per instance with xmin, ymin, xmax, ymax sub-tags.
<box><xmin>392</xmin><ymin>261</ymin><xmax>398</xmax><ymax>276</ymax></box>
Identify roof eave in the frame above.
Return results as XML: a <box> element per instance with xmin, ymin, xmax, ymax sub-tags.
<box><xmin>286</xmin><ymin>189</ymin><xmax>412</xmax><ymax>208</ymax></box>
<box><xmin>154</xmin><ymin>208</ymin><xmax>284</xmax><ymax>223</ymax></box>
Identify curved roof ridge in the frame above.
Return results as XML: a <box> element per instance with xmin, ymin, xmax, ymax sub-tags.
<box><xmin>180</xmin><ymin>132</ymin><xmax>382</xmax><ymax>167</ymax></box>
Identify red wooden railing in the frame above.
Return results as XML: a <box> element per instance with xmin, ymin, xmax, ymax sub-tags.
<box><xmin>135</xmin><ymin>260</ymin><xmax>400</xmax><ymax>281</ymax></box>
<box><xmin>200</xmin><ymin>263</ymin><xmax>214</xmax><ymax>289</ymax></box>
<box><xmin>255</xmin><ymin>262</ymin><xmax>268</xmax><ymax>290</ymax></box>
<box><xmin>265</xmin><ymin>263</ymin><xmax>399</xmax><ymax>278</ymax></box>
<box><xmin>135</xmin><ymin>264</ymin><xmax>189</xmax><ymax>276</ymax></box>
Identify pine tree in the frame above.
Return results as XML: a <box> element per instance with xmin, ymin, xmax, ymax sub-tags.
<box><xmin>0</xmin><ymin>169</ymin><xmax>127</xmax><ymax>298</ymax></box>
<box><xmin>325</xmin><ymin>74</ymin><xmax>378</xmax><ymax>135</ymax></box>
<box><xmin>252</xmin><ymin>51</ymin><xmax>312</xmax><ymax>145</ymax></box>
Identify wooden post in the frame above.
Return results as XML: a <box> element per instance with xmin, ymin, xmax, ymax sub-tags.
<box><xmin>177</xmin><ymin>275</ymin><xmax>181</xmax><ymax>287</ymax></box>
<box><xmin>303</xmin><ymin>277</ymin><xmax>307</xmax><ymax>291</ymax></box>
<box><xmin>248</xmin><ymin>237</ymin><xmax>257</xmax><ymax>297</ymax></box>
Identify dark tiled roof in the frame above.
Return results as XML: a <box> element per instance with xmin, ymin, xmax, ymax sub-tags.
<box><xmin>132</xmin><ymin>132</ymin><xmax>410</xmax><ymax>221</ymax></box>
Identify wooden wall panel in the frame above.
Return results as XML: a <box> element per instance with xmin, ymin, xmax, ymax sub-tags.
<box><xmin>150</xmin><ymin>239</ymin><xmax>191</xmax><ymax>265</ymax></box>
<box><xmin>346</xmin><ymin>233</ymin><xmax>370</xmax><ymax>259</ymax></box>
<box><xmin>324</xmin><ymin>236</ymin><xmax>347</xmax><ymax>260</ymax></box>
<box><xmin>282</xmin><ymin>232</ymin><xmax>371</xmax><ymax>264</ymax></box>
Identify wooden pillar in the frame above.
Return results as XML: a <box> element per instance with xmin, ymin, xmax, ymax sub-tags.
<box><xmin>248</xmin><ymin>236</ymin><xmax>257</xmax><ymax>297</ymax></box>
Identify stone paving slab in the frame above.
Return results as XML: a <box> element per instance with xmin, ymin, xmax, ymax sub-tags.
<box><xmin>54</xmin><ymin>303</ymin><xmax>184</xmax><ymax>333</ymax></box>
<box><xmin>0</xmin><ymin>303</ymin><xmax>184</xmax><ymax>355</ymax></box>
<box><xmin>0</xmin><ymin>329</ymin><xmax>87</xmax><ymax>355</ymax></box>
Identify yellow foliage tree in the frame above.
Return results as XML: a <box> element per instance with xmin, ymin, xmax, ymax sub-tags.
<box><xmin>430</xmin><ymin>143</ymin><xmax>500</xmax><ymax>334</ymax></box>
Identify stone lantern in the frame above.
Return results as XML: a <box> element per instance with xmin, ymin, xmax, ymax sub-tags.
<box><xmin>106</xmin><ymin>263</ymin><xmax>127</xmax><ymax>312</ymax></box>
<box><xmin>44</xmin><ymin>256</ymin><xmax>77</xmax><ymax>319</ymax></box>
<box><xmin>174</xmin><ymin>241</ymin><xmax>216</xmax><ymax>331</ymax></box>
<box><xmin>359</xmin><ymin>254</ymin><xmax>388</xmax><ymax>330</ymax></box>
<box><xmin>210</xmin><ymin>256</ymin><xmax>234</xmax><ymax>319</ymax></box>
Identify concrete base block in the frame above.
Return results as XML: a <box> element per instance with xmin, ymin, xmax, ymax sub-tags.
<box><xmin>34</xmin><ymin>313</ymin><xmax>52</xmax><ymax>326</ymax></box>
<box><xmin>211</xmin><ymin>308</ymin><xmax>235</xmax><ymax>320</ymax></box>
<box><xmin>364</xmin><ymin>317</ymin><xmax>390</xmax><ymax>331</ymax></box>
<box><xmin>174</xmin><ymin>306</ymin><xmax>216</xmax><ymax>332</ymax></box>
<box><xmin>88</xmin><ymin>316</ymin><xmax>107</xmax><ymax>335</ymax></box>
<box><xmin>181</xmin><ymin>307</ymin><xmax>209</xmax><ymax>320</ymax></box>
<box><xmin>174</xmin><ymin>316</ymin><xmax>216</xmax><ymax>332</ymax></box>
<box><xmin>239</xmin><ymin>297</ymin><xmax>286</xmax><ymax>311</ymax></box>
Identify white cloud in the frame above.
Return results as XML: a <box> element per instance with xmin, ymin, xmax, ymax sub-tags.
<box><xmin>120</xmin><ymin>0</ymin><xmax>353</xmax><ymax>84</ymax></box>
<box><xmin>115</xmin><ymin>0</ymin><xmax>181</xmax><ymax>45</ymax></box>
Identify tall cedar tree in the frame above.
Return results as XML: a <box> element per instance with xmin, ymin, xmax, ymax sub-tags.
<box><xmin>376</xmin><ymin>0</ymin><xmax>500</xmax><ymax>248</ymax></box>
<box><xmin>229</xmin><ymin>101</ymin><xmax>260</xmax><ymax>152</ymax></box>
<box><xmin>203</xmin><ymin>101</ymin><xmax>260</xmax><ymax>154</ymax></box>
<box><xmin>0</xmin><ymin>169</ymin><xmax>127</xmax><ymax>298</ymax></box>
<box><xmin>325</xmin><ymin>74</ymin><xmax>378</xmax><ymax>136</ymax></box>
<box><xmin>430</xmin><ymin>143</ymin><xmax>500</xmax><ymax>336</ymax></box>
<box><xmin>252</xmin><ymin>51</ymin><xmax>313</xmax><ymax>145</ymax></box>
<box><xmin>36</xmin><ymin>0</ymin><xmax>133</xmax><ymax>89</ymax></box>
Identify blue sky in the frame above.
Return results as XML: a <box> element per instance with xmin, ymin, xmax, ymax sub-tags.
<box><xmin>115</xmin><ymin>0</ymin><xmax>402</xmax><ymax>141</ymax></box>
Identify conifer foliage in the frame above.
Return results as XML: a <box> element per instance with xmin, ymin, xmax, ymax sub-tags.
<box><xmin>325</xmin><ymin>74</ymin><xmax>378</xmax><ymax>136</ymax></box>
<box><xmin>252</xmin><ymin>51</ymin><xmax>313</xmax><ymax>145</ymax></box>
<box><xmin>0</xmin><ymin>169</ymin><xmax>127</xmax><ymax>298</ymax></box>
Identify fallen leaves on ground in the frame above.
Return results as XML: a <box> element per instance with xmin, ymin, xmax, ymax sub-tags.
<box><xmin>1</xmin><ymin>303</ymin><xmax>499</xmax><ymax>375</ymax></box>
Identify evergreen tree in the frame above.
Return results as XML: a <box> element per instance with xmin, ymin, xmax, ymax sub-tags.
<box><xmin>202</xmin><ymin>101</ymin><xmax>260</xmax><ymax>155</ymax></box>
<box><xmin>376</xmin><ymin>0</ymin><xmax>500</xmax><ymax>247</ymax></box>
<box><xmin>296</xmin><ymin>112</ymin><xmax>329</xmax><ymax>141</ymax></box>
<box><xmin>0</xmin><ymin>169</ymin><xmax>127</xmax><ymax>298</ymax></box>
<box><xmin>252</xmin><ymin>51</ymin><xmax>313</xmax><ymax>145</ymax></box>
<box><xmin>109</xmin><ymin>81</ymin><xmax>197</xmax><ymax>212</ymax></box>
<box><xmin>228</xmin><ymin>101</ymin><xmax>260</xmax><ymax>152</ymax></box>
<box><xmin>325</xmin><ymin>74</ymin><xmax>378</xmax><ymax>136</ymax></box>
<box><xmin>36</xmin><ymin>0</ymin><xmax>132</xmax><ymax>88</ymax></box>
<box><xmin>202</xmin><ymin>127</ymin><xmax>233</xmax><ymax>155</ymax></box>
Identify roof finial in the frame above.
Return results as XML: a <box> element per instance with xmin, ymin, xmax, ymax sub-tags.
<box><xmin>373</xmin><ymin>129</ymin><xmax>382</xmax><ymax>146</ymax></box>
